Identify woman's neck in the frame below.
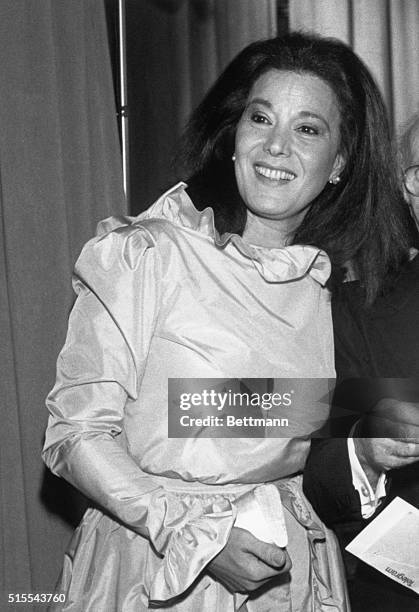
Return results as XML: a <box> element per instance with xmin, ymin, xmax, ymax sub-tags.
<box><xmin>242</xmin><ymin>212</ymin><xmax>295</xmax><ymax>248</ymax></box>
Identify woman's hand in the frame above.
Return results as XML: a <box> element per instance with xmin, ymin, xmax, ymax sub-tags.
<box><xmin>207</xmin><ymin>527</ymin><xmax>291</xmax><ymax>593</ymax></box>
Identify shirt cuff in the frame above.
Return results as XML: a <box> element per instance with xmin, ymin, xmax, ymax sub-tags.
<box><xmin>347</xmin><ymin>434</ymin><xmax>387</xmax><ymax>519</ymax></box>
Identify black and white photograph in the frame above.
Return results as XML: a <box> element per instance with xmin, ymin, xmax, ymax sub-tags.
<box><xmin>1</xmin><ymin>1</ymin><xmax>419</xmax><ymax>611</ymax></box>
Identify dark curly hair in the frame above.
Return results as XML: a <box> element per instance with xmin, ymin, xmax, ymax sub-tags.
<box><xmin>178</xmin><ymin>31</ymin><xmax>413</xmax><ymax>303</ymax></box>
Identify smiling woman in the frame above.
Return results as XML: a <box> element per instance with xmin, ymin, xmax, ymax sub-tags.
<box><xmin>234</xmin><ymin>70</ymin><xmax>344</xmax><ymax>245</ymax></box>
<box><xmin>42</xmin><ymin>32</ymin><xmax>412</xmax><ymax>611</ymax></box>
<box><xmin>180</xmin><ymin>32</ymin><xmax>411</xmax><ymax>302</ymax></box>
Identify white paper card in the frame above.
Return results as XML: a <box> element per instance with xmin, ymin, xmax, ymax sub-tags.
<box><xmin>235</xmin><ymin>484</ymin><xmax>288</xmax><ymax>548</ymax></box>
<box><xmin>346</xmin><ymin>496</ymin><xmax>419</xmax><ymax>594</ymax></box>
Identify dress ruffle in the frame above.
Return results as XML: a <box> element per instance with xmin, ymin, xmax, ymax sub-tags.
<box><xmin>145</xmin><ymin>488</ymin><xmax>237</xmax><ymax>604</ymax></box>
<box><xmin>96</xmin><ymin>182</ymin><xmax>331</xmax><ymax>286</ymax></box>
<box><xmin>56</xmin><ymin>483</ymin><xmax>288</xmax><ymax>609</ymax></box>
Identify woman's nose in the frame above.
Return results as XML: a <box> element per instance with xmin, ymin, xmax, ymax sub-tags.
<box><xmin>263</xmin><ymin>127</ymin><xmax>291</xmax><ymax>156</ymax></box>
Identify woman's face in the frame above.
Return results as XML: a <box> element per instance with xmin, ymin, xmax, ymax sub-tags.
<box><xmin>234</xmin><ymin>70</ymin><xmax>344</xmax><ymax>236</ymax></box>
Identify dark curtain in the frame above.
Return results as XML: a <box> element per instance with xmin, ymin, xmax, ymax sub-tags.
<box><xmin>126</xmin><ymin>0</ymin><xmax>278</xmax><ymax>213</ymax></box>
<box><xmin>0</xmin><ymin>0</ymin><xmax>125</xmax><ymax>604</ymax></box>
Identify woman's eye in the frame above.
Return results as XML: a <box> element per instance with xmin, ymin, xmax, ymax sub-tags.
<box><xmin>297</xmin><ymin>125</ymin><xmax>319</xmax><ymax>135</ymax></box>
<box><xmin>250</xmin><ymin>112</ymin><xmax>270</xmax><ymax>125</ymax></box>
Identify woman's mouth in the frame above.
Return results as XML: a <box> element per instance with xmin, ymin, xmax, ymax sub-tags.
<box><xmin>254</xmin><ymin>165</ymin><xmax>296</xmax><ymax>181</ymax></box>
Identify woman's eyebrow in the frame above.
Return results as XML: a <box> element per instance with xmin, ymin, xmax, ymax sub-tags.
<box><xmin>246</xmin><ymin>97</ymin><xmax>272</xmax><ymax>109</ymax></box>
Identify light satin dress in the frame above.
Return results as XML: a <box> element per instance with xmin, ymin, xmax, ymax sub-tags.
<box><xmin>43</xmin><ymin>183</ymin><xmax>349</xmax><ymax>611</ymax></box>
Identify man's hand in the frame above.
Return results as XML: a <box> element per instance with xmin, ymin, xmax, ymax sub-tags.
<box><xmin>207</xmin><ymin>527</ymin><xmax>291</xmax><ymax>593</ymax></box>
<box><xmin>354</xmin><ymin>399</ymin><xmax>419</xmax><ymax>489</ymax></box>
<box><xmin>354</xmin><ymin>436</ymin><xmax>419</xmax><ymax>488</ymax></box>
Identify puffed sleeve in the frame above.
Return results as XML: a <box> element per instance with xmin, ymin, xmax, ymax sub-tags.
<box><xmin>42</xmin><ymin>219</ymin><xmax>236</xmax><ymax>604</ymax></box>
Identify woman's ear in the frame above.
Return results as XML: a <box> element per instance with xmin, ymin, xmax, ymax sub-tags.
<box><xmin>329</xmin><ymin>153</ymin><xmax>346</xmax><ymax>184</ymax></box>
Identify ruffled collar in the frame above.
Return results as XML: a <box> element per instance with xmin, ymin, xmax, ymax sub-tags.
<box><xmin>121</xmin><ymin>182</ymin><xmax>331</xmax><ymax>285</ymax></box>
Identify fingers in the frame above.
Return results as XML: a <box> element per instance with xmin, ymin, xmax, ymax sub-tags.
<box><xmin>233</xmin><ymin>551</ymin><xmax>291</xmax><ymax>591</ymax></box>
<box><xmin>360</xmin><ymin>400</ymin><xmax>419</xmax><ymax>438</ymax></box>
<box><xmin>392</xmin><ymin>440</ymin><xmax>419</xmax><ymax>457</ymax></box>
<box><xmin>244</xmin><ymin>532</ymin><xmax>291</xmax><ymax>580</ymax></box>
<box><xmin>355</xmin><ymin>437</ymin><xmax>419</xmax><ymax>472</ymax></box>
<box><xmin>385</xmin><ymin>439</ymin><xmax>419</xmax><ymax>468</ymax></box>
<box><xmin>208</xmin><ymin>554</ymin><xmax>285</xmax><ymax>594</ymax></box>
<box><xmin>387</xmin><ymin>453</ymin><xmax>419</xmax><ymax>469</ymax></box>
<box><xmin>207</xmin><ymin>527</ymin><xmax>291</xmax><ymax>594</ymax></box>
<box><xmin>269</xmin><ymin>549</ymin><xmax>291</xmax><ymax>574</ymax></box>
<box><xmin>249</xmin><ymin>538</ymin><xmax>288</xmax><ymax>570</ymax></box>
<box><xmin>370</xmin><ymin>420</ymin><xmax>419</xmax><ymax>438</ymax></box>
<box><xmin>240</xmin><ymin>553</ymin><xmax>286</xmax><ymax>585</ymax></box>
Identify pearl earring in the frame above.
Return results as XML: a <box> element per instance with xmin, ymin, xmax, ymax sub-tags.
<box><xmin>232</xmin><ymin>154</ymin><xmax>236</xmax><ymax>162</ymax></box>
<box><xmin>329</xmin><ymin>176</ymin><xmax>341</xmax><ymax>185</ymax></box>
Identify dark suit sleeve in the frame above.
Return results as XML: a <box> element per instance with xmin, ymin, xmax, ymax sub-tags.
<box><xmin>303</xmin><ymin>438</ymin><xmax>362</xmax><ymax>525</ymax></box>
<box><xmin>304</xmin><ymin>293</ymin><xmax>366</xmax><ymax>526</ymax></box>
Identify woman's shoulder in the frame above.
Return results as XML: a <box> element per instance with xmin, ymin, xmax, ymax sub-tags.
<box><xmin>94</xmin><ymin>182</ymin><xmax>217</xmax><ymax>251</ymax></box>
<box><xmin>75</xmin><ymin>216</ymin><xmax>157</xmax><ymax>279</ymax></box>
<box><xmin>74</xmin><ymin>183</ymin><xmax>214</xmax><ymax>285</ymax></box>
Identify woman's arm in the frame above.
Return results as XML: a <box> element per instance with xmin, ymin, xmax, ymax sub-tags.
<box><xmin>43</xmin><ymin>223</ymin><xmax>167</xmax><ymax>537</ymax></box>
<box><xmin>42</xmin><ymin>224</ymin><xmax>237</xmax><ymax>603</ymax></box>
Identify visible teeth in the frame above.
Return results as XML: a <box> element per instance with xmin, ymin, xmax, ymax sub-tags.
<box><xmin>255</xmin><ymin>166</ymin><xmax>295</xmax><ymax>181</ymax></box>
